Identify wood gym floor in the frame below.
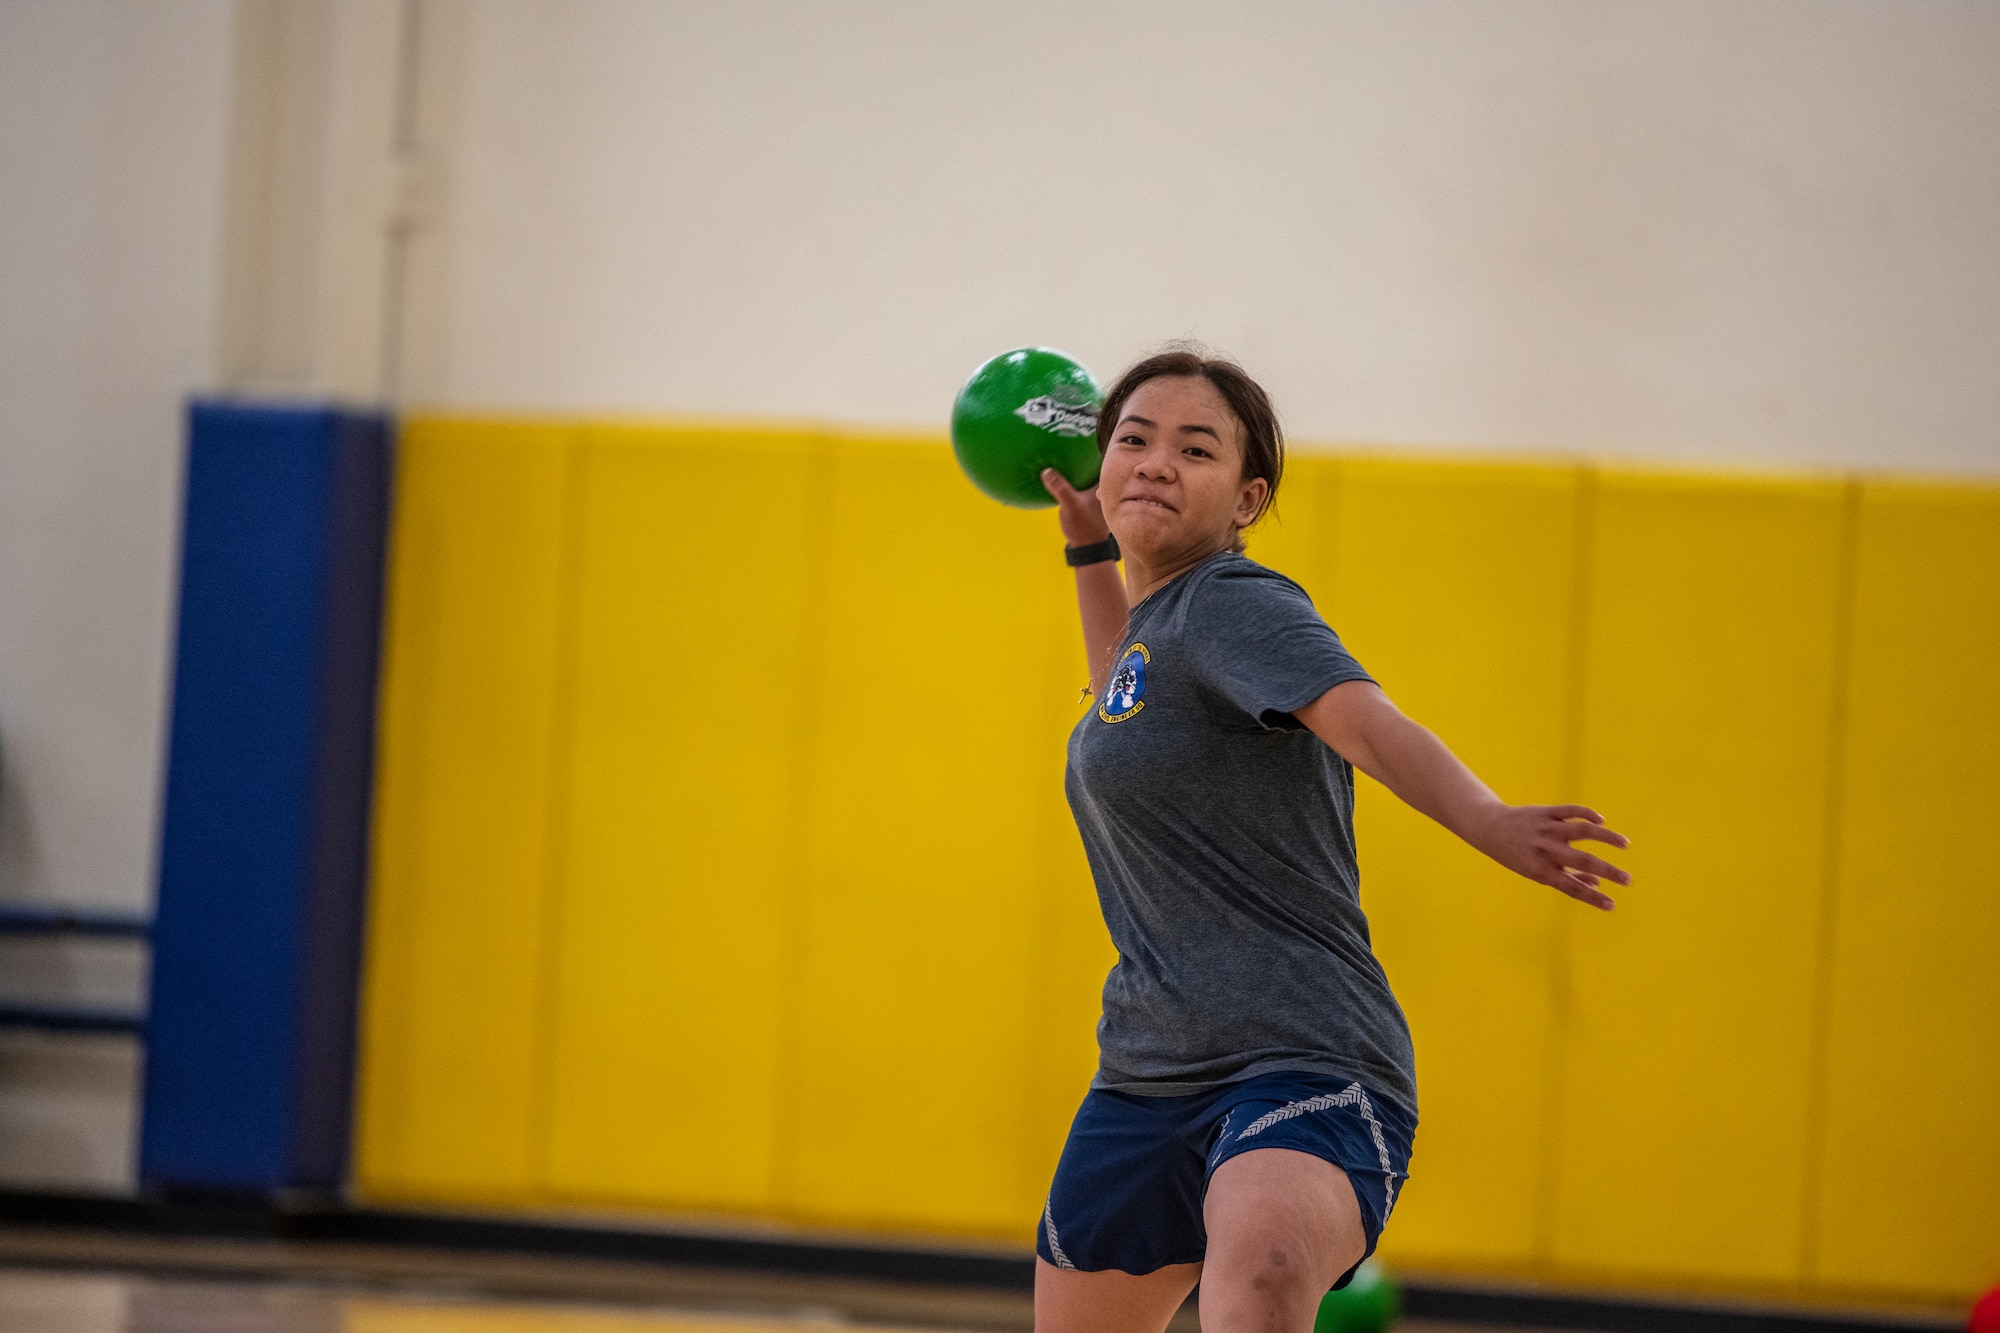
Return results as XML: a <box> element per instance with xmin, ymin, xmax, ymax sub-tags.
<box><xmin>0</xmin><ymin>1266</ymin><xmax>1509</xmax><ymax>1333</ymax></box>
<box><xmin>0</xmin><ymin>1210</ymin><xmax>1962</xmax><ymax>1333</ymax></box>
<box><xmin>0</xmin><ymin>1225</ymin><xmax>1509</xmax><ymax>1333</ymax></box>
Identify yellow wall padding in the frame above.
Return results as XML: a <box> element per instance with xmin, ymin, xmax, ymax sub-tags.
<box><xmin>354</xmin><ymin>419</ymin><xmax>579</xmax><ymax>1203</ymax></box>
<box><xmin>356</xmin><ymin>423</ymin><xmax>1112</xmax><ymax>1235</ymax></box>
<box><xmin>1810</xmin><ymin>484</ymin><xmax>2000</xmax><ymax>1297</ymax></box>
<box><xmin>781</xmin><ymin>434</ymin><xmax>1083</xmax><ymax>1233</ymax></box>
<box><xmin>356</xmin><ymin>421</ymin><xmax>1998</xmax><ymax>1306</ymax></box>
<box><xmin>539</xmin><ymin>425</ymin><xmax>826</xmax><ymax>1212</ymax></box>
<box><xmin>1550</xmin><ymin>473</ymin><xmax>1850</xmax><ymax>1284</ymax></box>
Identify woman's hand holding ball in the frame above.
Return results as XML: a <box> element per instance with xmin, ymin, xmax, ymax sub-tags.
<box><xmin>1042</xmin><ymin>467</ymin><xmax>1112</xmax><ymax>547</ymax></box>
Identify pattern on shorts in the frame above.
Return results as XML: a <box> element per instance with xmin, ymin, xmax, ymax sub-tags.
<box><xmin>1233</xmin><ymin>1080</ymin><xmax>1403</xmax><ymax>1217</ymax></box>
<box><xmin>1043</xmin><ymin>1198</ymin><xmax>1076</xmax><ymax>1270</ymax></box>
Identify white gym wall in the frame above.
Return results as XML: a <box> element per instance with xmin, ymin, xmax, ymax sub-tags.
<box><xmin>415</xmin><ymin>0</ymin><xmax>2000</xmax><ymax>472</ymax></box>
<box><xmin>0</xmin><ymin>0</ymin><xmax>236</xmax><ymax>1190</ymax></box>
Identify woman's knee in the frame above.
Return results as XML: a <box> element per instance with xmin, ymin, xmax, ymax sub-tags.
<box><xmin>1214</xmin><ymin>1236</ymin><xmax>1328</xmax><ymax>1304</ymax></box>
<box><xmin>1200</xmin><ymin>1148</ymin><xmax>1367</xmax><ymax>1324</ymax></box>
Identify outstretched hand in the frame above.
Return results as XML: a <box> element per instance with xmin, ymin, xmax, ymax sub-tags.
<box><xmin>1042</xmin><ymin>468</ymin><xmax>1111</xmax><ymax>547</ymax></box>
<box><xmin>1466</xmin><ymin>803</ymin><xmax>1630</xmax><ymax>910</ymax></box>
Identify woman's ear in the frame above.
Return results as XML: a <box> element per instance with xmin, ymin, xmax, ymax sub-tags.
<box><xmin>1235</xmin><ymin>476</ymin><xmax>1270</xmax><ymax>527</ymax></box>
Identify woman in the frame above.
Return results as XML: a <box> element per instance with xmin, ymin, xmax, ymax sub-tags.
<box><xmin>1034</xmin><ymin>348</ymin><xmax>1628</xmax><ymax>1333</ymax></box>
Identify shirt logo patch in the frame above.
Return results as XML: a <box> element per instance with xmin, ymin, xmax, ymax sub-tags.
<box><xmin>1099</xmin><ymin>642</ymin><xmax>1150</xmax><ymax>723</ymax></box>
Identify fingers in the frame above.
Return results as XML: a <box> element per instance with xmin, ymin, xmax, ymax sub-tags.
<box><xmin>1562</xmin><ymin>821</ymin><xmax>1629</xmax><ymax>850</ymax></box>
<box><xmin>1543</xmin><ymin>806</ymin><xmax>1627</xmax><ymax>850</ymax></box>
<box><xmin>1551</xmin><ymin>871</ymin><xmax>1616</xmax><ymax>911</ymax></box>
<box><xmin>1556</xmin><ymin>847</ymin><xmax>1631</xmax><ymax>886</ymax></box>
<box><xmin>1041</xmin><ymin>467</ymin><xmax>1094</xmax><ymax>504</ymax></box>
<box><xmin>1497</xmin><ymin>804</ymin><xmax>1632</xmax><ymax>908</ymax></box>
<box><xmin>1043</xmin><ymin>468</ymin><xmax>1112</xmax><ymax>549</ymax></box>
<box><xmin>1537</xmin><ymin>864</ymin><xmax>1615</xmax><ymax>910</ymax></box>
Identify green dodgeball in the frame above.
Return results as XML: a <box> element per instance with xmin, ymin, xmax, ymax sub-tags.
<box><xmin>950</xmin><ymin>346</ymin><xmax>1104</xmax><ymax>508</ymax></box>
<box><xmin>1313</xmin><ymin>1260</ymin><xmax>1400</xmax><ymax>1333</ymax></box>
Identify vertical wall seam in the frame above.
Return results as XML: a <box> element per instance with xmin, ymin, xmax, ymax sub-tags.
<box><xmin>1532</xmin><ymin>463</ymin><xmax>1598</xmax><ymax>1269</ymax></box>
<box><xmin>376</xmin><ymin>0</ymin><xmax>424</xmax><ymax>402</ymax></box>
<box><xmin>768</xmin><ymin>432</ymin><xmax>838</xmax><ymax>1218</ymax></box>
<box><xmin>350</xmin><ymin>434</ymin><xmax>425</xmax><ymax>1187</ymax></box>
<box><xmin>1796</xmin><ymin>477</ymin><xmax>1864</xmax><ymax>1289</ymax></box>
<box><xmin>387</xmin><ymin>0</ymin><xmax>425</xmax><ymax>154</ymax></box>
<box><xmin>523</xmin><ymin>428</ymin><xmax>589</xmax><ymax>1200</ymax></box>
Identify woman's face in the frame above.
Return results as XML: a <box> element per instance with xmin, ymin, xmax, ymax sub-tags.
<box><xmin>1097</xmin><ymin>375</ymin><xmax>1267</xmax><ymax>566</ymax></box>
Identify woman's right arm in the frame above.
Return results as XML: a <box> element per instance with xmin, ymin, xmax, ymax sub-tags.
<box><xmin>1042</xmin><ymin>468</ymin><xmax>1129</xmax><ymax>699</ymax></box>
<box><xmin>1295</xmin><ymin>680</ymin><xmax>1628</xmax><ymax>909</ymax></box>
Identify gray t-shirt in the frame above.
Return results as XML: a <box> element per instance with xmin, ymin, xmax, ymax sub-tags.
<box><xmin>1066</xmin><ymin>551</ymin><xmax>1418</xmax><ymax>1116</ymax></box>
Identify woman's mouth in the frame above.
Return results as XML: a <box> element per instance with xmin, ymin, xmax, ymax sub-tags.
<box><xmin>1123</xmin><ymin>495</ymin><xmax>1177</xmax><ymax>513</ymax></box>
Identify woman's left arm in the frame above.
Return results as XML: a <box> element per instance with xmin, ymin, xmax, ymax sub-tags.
<box><xmin>1295</xmin><ymin>680</ymin><xmax>1629</xmax><ymax>910</ymax></box>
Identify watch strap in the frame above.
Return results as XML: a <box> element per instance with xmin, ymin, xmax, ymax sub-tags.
<box><xmin>1064</xmin><ymin>534</ymin><xmax>1121</xmax><ymax>567</ymax></box>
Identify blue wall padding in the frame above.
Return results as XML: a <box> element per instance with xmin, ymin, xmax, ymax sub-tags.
<box><xmin>141</xmin><ymin>401</ymin><xmax>392</xmax><ymax>1193</ymax></box>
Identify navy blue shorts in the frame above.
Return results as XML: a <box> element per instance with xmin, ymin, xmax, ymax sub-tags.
<box><xmin>1037</xmin><ymin>1071</ymin><xmax>1415</xmax><ymax>1287</ymax></box>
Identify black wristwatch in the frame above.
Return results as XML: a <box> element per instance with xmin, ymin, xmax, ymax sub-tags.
<box><xmin>1064</xmin><ymin>534</ymin><xmax>1121</xmax><ymax>567</ymax></box>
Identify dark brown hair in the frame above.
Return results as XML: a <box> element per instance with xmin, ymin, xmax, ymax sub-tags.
<box><xmin>1096</xmin><ymin>345</ymin><xmax>1283</xmax><ymax>551</ymax></box>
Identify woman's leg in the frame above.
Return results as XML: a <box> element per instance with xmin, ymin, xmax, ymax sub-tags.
<box><xmin>1198</xmin><ymin>1147</ymin><xmax>1367</xmax><ymax>1333</ymax></box>
<box><xmin>1033</xmin><ymin>1256</ymin><xmax>1201</xmax><ymax>1333</ymax></box>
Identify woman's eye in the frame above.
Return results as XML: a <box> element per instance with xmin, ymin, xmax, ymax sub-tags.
<box><xmin>1119</xmin><ymin>435</ymin><xmax>1145</xmax><ymax>448</ymax></box>
<box><xmin>1184</xmin><ymin>446</ymin><xmax>1211</xmax><ymax>459</ymax></box>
